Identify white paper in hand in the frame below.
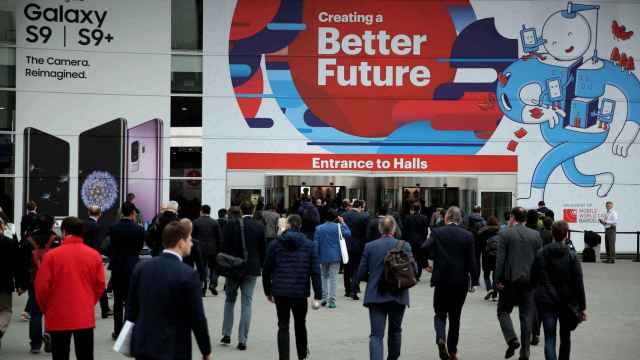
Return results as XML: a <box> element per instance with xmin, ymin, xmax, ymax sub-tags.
<box><xmin>338</xmin><ymin>223</ymin><xmax>349</xmax><ymax>264</ymax></box>
<box><xmin>113</xmin><ymin>320</ymin><xmax>134</xmax><ymax>357</ymax></box>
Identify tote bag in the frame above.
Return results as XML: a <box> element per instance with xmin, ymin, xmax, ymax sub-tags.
<box><xmin>338</xmin><ymin>223</ymin><xmax>349</xmax><ymax>264</ymax></box>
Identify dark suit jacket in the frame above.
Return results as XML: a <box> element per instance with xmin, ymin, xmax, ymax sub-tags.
<box><xmin>20</xmin><ymin>212</ymin><xmax>38</xmax><ymax>239</ymax></box>
<box><xmin>357</xmin><ymin>236</ymin><xmax>415</xmax><ymax>307</ymax></box>
<box><xmin>192</xmin><ymin>215</ymin><xmax>222</xmax><ymax>257</ymax></box>
<box><xmin>402</xmin><ymin>214</ymin><xmax>429</xmax><ymax>248</ymax></box>
<box><xmin>342</xmin><ymin>210</ymin><xmax>369</xmax><ymax>254</ymax></box>
<box><xmin>495</xmin><ymin>224</ymin><xmax>542</xmax><ymax>285</ymax></box>
<box><xmin>221</xmin><ymin>216</ymin><xmax>266</xmax><ymax>277</ymax></box>
<box><xmin>0</xmin><ymin>235</ymin><xmax>26</xmax><ymax>293</ymax></box>
<box><xmin>83</xmin><ymin>217</ymin><xmax>106</xmax><ymax>251</ymax></box>
<box><xmin>126</xmin><ymin>253</ymin><xmax>211</xmax><ymax>360</ymax></box>
<box><xmin>108</xmin><ymin>219</ymin><xmax>144</xmax><ymax>289</ymax></box>
<box><xmin>422</xmin><ymin>224</ymin><xmax>476</xmax><ymax>289</ymax></box>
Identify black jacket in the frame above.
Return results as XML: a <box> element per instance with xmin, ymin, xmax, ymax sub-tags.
<box><xmin>192</xmin><ymin>215</ymin><xmax>222</xmax><ymax>257</ymax></box>
<box><xmin>83</xmin><ymin>217</ymin><xmax>106</xmax><ymax>251</ymax></box>
<box><xmin>108</xmin><ymin>219</ymin><xmax>144</xmax><ymax>276</ymax></box>
<box><xmin>126</xmin><ymin>253</ymin><xmax>211</xmax><ymax>360</ymax></box>
<box><xmin>21</xmin><ymin>230</ymin><xmax>60</xmax><ymax>286</ymax></box>
<box><xmin>422</xmin><ymin>224</ymin><xmax>476</xmax><ymax>289</ymax></box>
<box><xmin>0</xmin><ymin>235</ymin><xmax>26</xmax><ymax>293</ymax></box>
<box><xmin>183</xmin><ymin>238</ymin><xmax>206</xmax><ymax>282</ymax></box>
<box><xmin>402</xmin><ymin>213</ymin><xmax>429</xmax><ymax>248</ymax></box>
<box><xmin>531</xmin><ymin>242</ymin><xmax>586</xmax><ymax>312</ymax></box>
<box><xmin>221</xmin><ymin>216</ymin><xmax>266</xmax><ymax>277</ymax></box>
<box><xmin>262</xmin><ymin>230</ymin><xmax>322</xmax><ymax>300</ymax></box>
<box><xmin>477</xmin><ymin>225</ymin><xmax>500</xmax><ymax>271</ymax></box>
<box><xmin>146</xmin><ymin>211</ymin><xmax>179</xmax><ymax>256</ymax></box>
<box><xmin>20</xmin><ymin>212</ymin><xmax>38</xmax><ymax>239</ymax></box>
<box><xmin>342</xmin><ymin>210</ymin><xmax>369</xmax><ymax>254</ymax></box>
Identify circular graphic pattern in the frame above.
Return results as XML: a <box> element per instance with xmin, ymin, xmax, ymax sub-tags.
<box><xmin>81</xmin><ymin>170</ymin><xmax>119</xmax><ymax>212</ymax></box>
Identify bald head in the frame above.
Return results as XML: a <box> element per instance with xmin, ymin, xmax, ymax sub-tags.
<box><xmin>378</xmin><ymin>215</ymin><xmax>396</xmax><ymax>236</ymax></box>
<box><xmin>88</xmin><ymin>205</ymin><xmax>101</xmax><ymax>218</ymax></box>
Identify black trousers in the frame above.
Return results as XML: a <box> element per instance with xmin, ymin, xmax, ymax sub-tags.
<box><xmin>343</xmin><ymin>251</ymin><xmax>362</xmax><ymax>295</ymax></box>
<box><xmin>99</xmin><ymin>288</ymin><xmax>110</xmax><ymax>314</ymax></box>
<box><xmin>112</xmin><ymin>275</ymin><xmax>130</xmax><ymax>336</ymax></box>
<box><xmin>275</xmin><ymin>297</ymin><xmax>308</xmax><ymax>360</ymax></box>
<box><xmin>497</xmin><ymin>284</ymin><xmax>534</xmax><ymax>359</ymax></box>
<box><xmin>433</xmin><ymin>286</ymin><xmax>468</xmax><ymax>355</ymax></box>
<box><xmin>50</xmin><ymin>328</ymin><xmax>93</xmax><ymax>360</ymax></box>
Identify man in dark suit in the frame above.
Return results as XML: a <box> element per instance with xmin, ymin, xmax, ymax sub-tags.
<box><xmin>108</xmin><ymin>202</ymin><xmax>144</xmax><ymax>340</ymax></box>
<box><xmin>402</xmin><ymin>202</ymin><xmax>430</xmax><ymax>280</ymax></box>
<box><xmin>422</xmin><ymin>206</ymin><xmax>476</xmax><ymax>360</ymax></box>
<box><xmin>20</xmin><ymin>201</ymin><xmax>38</xmax><ymax>240</ymax></box>
<box><xmin>192</xmin><ymin>205</ymin><xmax>223</xmax><ymax>296</ymax></box>
<box><xmin>495</xmin><ymin>207</ymin><xmax>542</xmax><ymax>360</ymax></box>
<box><xmin>357</xmin><ymin>216</ymin><xmax>416</xmax><ymax>360</ymax></box>
<box><xmin>342</xmin><ymin>200</ymin><xmax>369</xmax><ymax>300</ymax></box>
<box><xmin>83</xmin><ymin>205</ymin><xmax>112</xmax><ymax>319</ymax></box>
<box><xmin>0</xmin><ymin>217</ymin><xmax>27</xmax><ymax>348</ymax></box>
<box><xmin>126</xmin><ymin>219</ymin><xmax>211</xmax><ymax>360</ymax></box>
<box><xmin>220</xmin><ymin>201</ymin><xmax>266</xmax><ymax>351</ymax></box>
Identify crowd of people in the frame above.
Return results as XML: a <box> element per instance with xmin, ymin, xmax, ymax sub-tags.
<box><xmin>0</xmin><ymin>194</ymin><xmax>599</xmax><ymax>360</ymax></box>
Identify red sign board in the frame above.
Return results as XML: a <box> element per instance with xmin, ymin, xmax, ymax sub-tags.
<box><xmin>227</xmin><ymin>153</ymin><xmax>517</xmax><ymax>173</ymax></box>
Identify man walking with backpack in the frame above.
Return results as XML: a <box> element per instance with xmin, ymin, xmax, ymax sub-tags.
<box><xmin>357</xmin><ymin>216</ymin><xmax>417</xmax><ymax>360</ymax></box>
<box><xmin>422</xmin><ymin>206</ymin><xmax>476</xmax><ymax>360</ymax></box>
<box><xmin>495</xmin><ymin>207</ymin><xmax>542</xmax><ymax>360</ymax></box>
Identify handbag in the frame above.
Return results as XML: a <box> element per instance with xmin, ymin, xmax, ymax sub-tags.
<box><xmin>215</xmin><ymin>218</ymin><xmax>248</xmax><ymax>280</ymax></box>
<box><xmin>113</xmin><ymin>320</ymin><xmax>134</xmax><ymax>357</ymax></box>
<box><xmin>338</xmin><ymin>223</ymin><xmax>349</xmax><ymax>264</ymax></box>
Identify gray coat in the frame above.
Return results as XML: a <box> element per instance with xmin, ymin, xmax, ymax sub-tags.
<box><xmin>357</xmin><ymin>236</ymin><xmax>415</xmax><ymax>307</ymax></box>
<box><xmin>262</xmin><ymin>210</ymin><xmax>280</xmax><ymax>239</ymax></box>
<box><xmin>495</xmin><ymin>224</ymin><xmax>542</xmax><ymax>285</ymax></box>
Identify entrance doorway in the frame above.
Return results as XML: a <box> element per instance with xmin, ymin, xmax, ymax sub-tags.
<box><xmin>263</xmin><ymin>175</ymin><xmax>481</xmax><ymax>216</ymax></box>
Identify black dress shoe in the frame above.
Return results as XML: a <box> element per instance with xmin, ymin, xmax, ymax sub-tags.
<box><xmin>220</xmin><ymin>336</ymin><xmax>231</xmax><ymax>345</ymax></box>
<box><xmin>530</xmin><ymin>335</ymin><xmax>540</xmax><ymax>346</ymax></box>
<box><xmin>237</xmin><ymin>343</ymin><xmax>247</xmax><ymax>351</ymax></box>
<box><xmin>210</xmin><ymin>288</ymin><xmax>218</xmax><ymax>296</ymax></box>
<box><xmin>505</xmin><ymin>340</ymin><xmax>520</xmax><ymax>358</ymax></box>
<box><xmin>351</xmin><ymin>294</ymin><xmax>360</xmax><ymax>301</ymax></box>
<box><xmin>43</xmin><ymin>333</ymin><xmax>52</xmax><ymax>353</ymax></box>
<box><xmin>101</xmin><ymin>310</ymin><xmax>113</xmax><ymax>319</ymax></box>
<box><xmin>111</xmin><ymin>332</ymin><xmax>118</xmax><ymax>341</ymax></box>
<box><xmin>437</xmin><ymin>340</ymin><xmax>449</xmax><ymax>360</ymax></box>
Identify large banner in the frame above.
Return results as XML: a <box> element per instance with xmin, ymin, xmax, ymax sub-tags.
<box><xmin>203</xmin><ymin>0</ymin><xmax>640</xmax><ymax>243</ymax></box>
<box><xmin>15</xmin><ymin>0</ymin><xmax>170</xmax><ymax>224</ymax></box>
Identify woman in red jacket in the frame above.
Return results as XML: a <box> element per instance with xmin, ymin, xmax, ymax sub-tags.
<box><xmin>35</xmin><ymin>217</ymin><xmax>105</xmax><ymax>360</ymax></box>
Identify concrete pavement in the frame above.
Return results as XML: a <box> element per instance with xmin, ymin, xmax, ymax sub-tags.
<box><xmin>1</xmin><ymin>261</ymin><xmax>639</xmax><ymax>359</ymax></box>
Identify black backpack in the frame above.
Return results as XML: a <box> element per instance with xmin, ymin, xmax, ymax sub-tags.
<box><xmin>582</xmin><ymin>247</ymin><xmax>596</xmax><ymax>263</ymax></box>
<box><xmin>486</xmin><ymin>234</ymin><xmax>500</xmax><ymax>257</ymax></box>
<box><xmin>381</xmin><ymin>240</ymin><xmax>417</xmax><ymax>292</ymax></box>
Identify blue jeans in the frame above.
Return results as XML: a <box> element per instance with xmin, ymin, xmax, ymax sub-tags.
<box><xmin>542</xmin><ymin>311</ymin><xmax>572</xmax><ymax>360</ymax></box>
<box><xmin>320</xmin><ymin>262</ymin><xmax>340</xmax><ymax>303</ymax></box>
<box><xmin>368</xmin><ymin>302</ymin><xmax>406</xmax><ymax>360</ymax></box>
<box><xmin>222</xmin><ymin>276</ymin><xmax>257</xmax><ymax>344</ymax></box>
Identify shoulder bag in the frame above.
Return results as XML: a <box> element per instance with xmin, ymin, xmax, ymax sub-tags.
<box><xmin>215</xmin><ymin>218</ymin><xmax>248</xmax><ymax>280</ymax></box>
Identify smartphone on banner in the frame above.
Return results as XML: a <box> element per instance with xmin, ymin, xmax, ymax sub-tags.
<box><xmin>78</xmin><ymin>118</ymin><xmax>127</xmax><ymax>225</ymax></box>
<box><xmin>127</xmin><ymin>119</ymin><xmax>163</xmax><ymax>223</ymax></box>
<box><xmin>23</xmin><ymin>128</ymin><xmax>70</xmax><ymax>217</ymax></box>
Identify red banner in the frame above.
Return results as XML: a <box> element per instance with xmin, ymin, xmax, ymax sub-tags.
<box><xmin>227</xmin><ymin>153</ymin><xmax>517</xmax><ymax>172</ymax></box>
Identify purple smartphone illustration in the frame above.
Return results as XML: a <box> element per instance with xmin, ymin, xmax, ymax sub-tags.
<box><xmin>127</xmin><ymin>119</ymin><xmax>163</xmax><ymax>223</ymax></box>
